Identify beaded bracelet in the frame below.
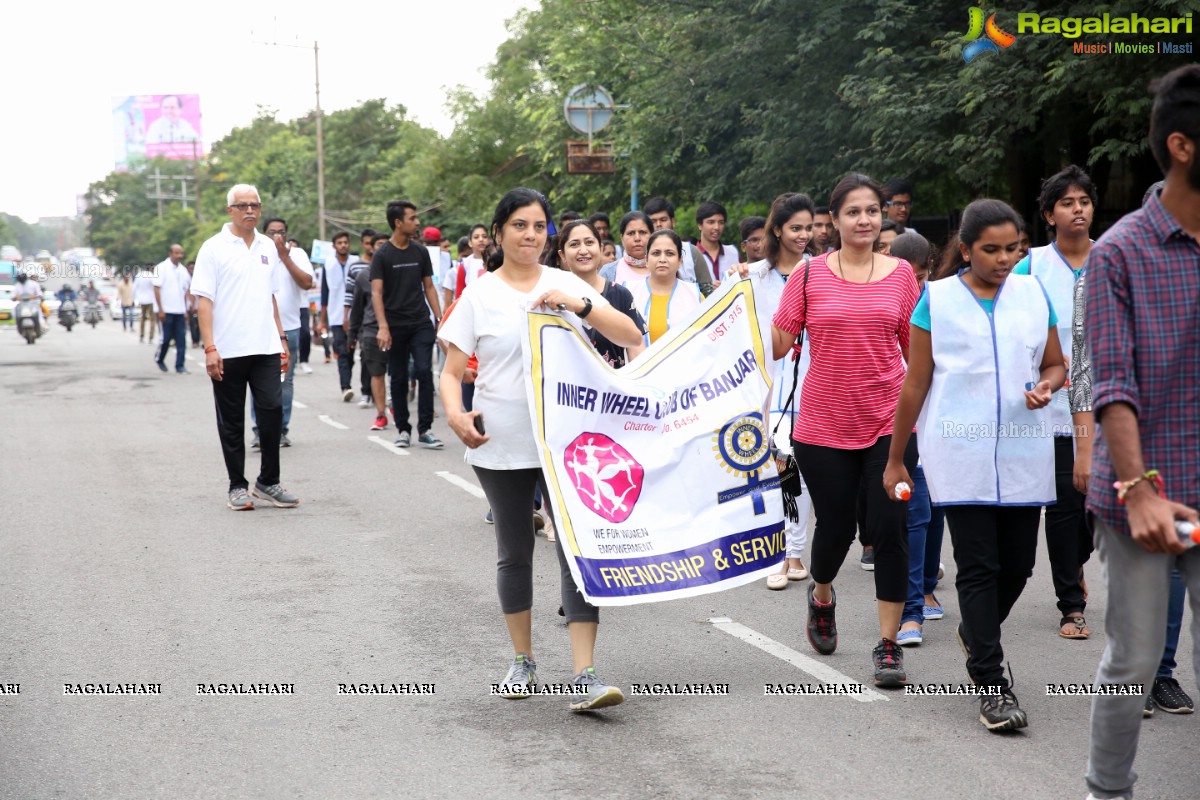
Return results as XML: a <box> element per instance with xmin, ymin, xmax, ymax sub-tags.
<box><xmin>1114</xmin><ymin>470</ymin><xmax>1162</xmax><ymax>504</ymax></box>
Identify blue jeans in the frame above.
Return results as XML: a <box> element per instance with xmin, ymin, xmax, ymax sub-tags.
<box><xmin>902</xmin><ymin>465</ymin><xmax>946</xmax><ymax>625</ymax></box>
<box><xmin>1157</xmin><ymin>568</ymin><xmax>1186</xmax><ymax>678</ymax></box>
<box><xmin>252</xmin><ymin>328</ymin><xmax>300</xmax><ymax>435</ymax></box>
<box><xmin>156</xmin><ymin>313</ymin><xmax>187</xmax><ymax>371</ymax></box>
<box><xmin>121</xmin><ymin>305</ymin><xmax>135</xmax><ymax>330</ymax></box>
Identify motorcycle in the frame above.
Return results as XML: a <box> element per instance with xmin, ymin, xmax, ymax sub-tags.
<box><xmin>59</xmin><ymin>298</ymin><xmax>78</xmax><ymax>331</ymax></box>
<box><xmin>83</xmin><ymin>300</ymin><xmax>102</xmax><ymax>328</ymax></box>
<box><xmin>15</xmin><ymin>298</ymin><xmax>43</xmax><ymax>344</ymax></box>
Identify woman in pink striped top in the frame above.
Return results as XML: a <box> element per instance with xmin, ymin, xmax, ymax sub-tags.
<box><xmin>771</xmin><ymin>173</ymin><xmax>921</xmax><ymax>688</ymax></box>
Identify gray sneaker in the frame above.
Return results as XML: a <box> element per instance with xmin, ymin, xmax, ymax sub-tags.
<box><xmin>251</xmin><ymin>432</ymin><xmax>260</xmax><ymax>449</ymax></box>
<box><xmin>498</xmin><ymin>654</ymin><xmax>538</xmax><ymax>699</ymax></box>
<box><xmin>417</xmin><ymin>431</ymin><xmax>444</xmax><ymax>449</ymax></box>
<box><xmin>252</xmin><ymin>481</ymin><xmax>300</xmax><ymax>508</ymax></box>
<box><xmin>280</xmin><ymin>433</ymin><xmax>291</xmax><ymax>447</ymax></box>
<box><xmin>228</xmin><ymin>487</ymin><xmax>254</xmax><ymax>511</ymax></box>
<box><xmin>569</xmin><ymin>667</ymin><xmax>625</xmax><ymax>712</ymax></box>
<box><xmin>357</xmin><ymin>396</ymin><xmax>372</xmax><ymax>409</ymax></box>
<box><xmin>394</xmin><ymin>431</ymin><xmax>412</xmax><ymax>448</ymax></box>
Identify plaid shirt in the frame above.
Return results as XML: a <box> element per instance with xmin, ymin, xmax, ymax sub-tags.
<box><xmin>1085</xmin><ymin>191</ymin><xmax>1200</xmax><ymax>535</ymax></box>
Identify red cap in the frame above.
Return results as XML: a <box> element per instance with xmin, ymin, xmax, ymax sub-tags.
<box><xmin>422</xmin><ymin>226</ymin><xmax>442</xmax><ymax>243</ymax></box>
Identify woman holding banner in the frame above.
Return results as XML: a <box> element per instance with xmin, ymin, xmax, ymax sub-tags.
<box><xmin>439</xmin><ymin>188</ymin><xmax>642</xmax><ymax>712</ymax></box>
<box><xmin>771</xmin><ymin>173</ymin><xmax>920</xmax><ymax>688</ymax></box>
<box><xmin>558</xmin><ymin>219</ymin><xmax>647</xmax><ymax>368</ymax></box>
<box><xmin>625</xmin><ymin>229</ymin><xmax>703</xmax><ymax>346</ymax></box>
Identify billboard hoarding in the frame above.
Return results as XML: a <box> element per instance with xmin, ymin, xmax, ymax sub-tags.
<box><xmin>112</xmin><ymin>94</ymin><xmax>204</xmax><ymax>171</ymax></box>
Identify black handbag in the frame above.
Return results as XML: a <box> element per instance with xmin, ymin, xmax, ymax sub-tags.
<box><xmin>770</xmin><ymin>257</ymin><xmax>810</xmax><ymax>523</ymax></box>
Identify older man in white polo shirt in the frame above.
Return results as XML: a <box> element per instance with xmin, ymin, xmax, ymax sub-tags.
<box><xmin>153</xmin><ymin>243</ymin><xmax>191</xmax><ymax>373</ymax></box>
<box><xmin>191</xmin><ymin>184</ymin><xmax>300</xmax><ymax>511</ymax></box>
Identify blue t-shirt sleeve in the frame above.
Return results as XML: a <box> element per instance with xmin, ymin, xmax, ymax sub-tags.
<box><xmin>1013</xmin><ymin>255</ymin><xmax>1031</xmax><ymax>275</ymax></box>
<box><xmin>910</xmin><ymin>286</ymin><xmax>931</xmax><ymax>331</ymax></box>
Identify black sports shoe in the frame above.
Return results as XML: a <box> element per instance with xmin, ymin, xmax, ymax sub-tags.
<box><xmin>980</xmin><ymin>688</ymin><xmax>1028</xmax><ymax>731</ymax></box>
<box><xmin>872</xmin><ymin>638</ymin><xmax>907</xmax><ymax>687</ymax></box>
<box><xmin>1150</xmin><ymin>676</ymin><xmax>1194</xmax><ymax>714</ymax></box>
<box><xmin>1144</xmin><ymin>694</ymin><xmax>1155</xmax><ymax>718</ymax></box>
<box><xmin>806</xmin><ymin>583</ymin><xmax>838</xmax><ymax>655</ymax></box>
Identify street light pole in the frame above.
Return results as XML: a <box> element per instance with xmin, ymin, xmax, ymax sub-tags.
<box><xmin>314</xmin><ymin>40</ymin><xmax>326</xmax><ymax>240</ymax></box>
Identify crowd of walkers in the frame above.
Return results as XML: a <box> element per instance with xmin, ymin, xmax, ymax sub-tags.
<box><xmin>172</xmin><ymin>64</ymin><xmax>1197</xmax><ymax>800</ymax></box>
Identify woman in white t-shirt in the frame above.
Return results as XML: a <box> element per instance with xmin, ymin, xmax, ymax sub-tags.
<box><xmin>438</xmin><ymin>188</ymin><xmax>641</xmax><ymax>712</ymax></box>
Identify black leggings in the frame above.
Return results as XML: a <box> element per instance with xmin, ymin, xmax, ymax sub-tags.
<box><xmin>794</xmin><ymin>435</ymin><xmax>917</xmax><ymax>602</ymax></box>
<box><xmin>944</xmin><ymin>505</ymin><xmax>1041</xmax><ymax>688</ymax></box>
<box><xmin>472</xmin><ymin>466</ymin><xmax>598</xmax><ymax>624</ymax></box>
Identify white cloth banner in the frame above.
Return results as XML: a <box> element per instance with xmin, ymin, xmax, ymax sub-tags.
<box><xmin>523</xmin><ymin>278</ymin><xmax>785</xmax><ymax>606</ymax></box>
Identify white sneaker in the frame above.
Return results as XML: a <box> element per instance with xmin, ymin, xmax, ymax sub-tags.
<box><xmin>299</xmin><ymin>363</ymin><xmax>313</xmax><ymax>374</ymax></box>
<box><xmin>357</xmin><ymin>396</ymin><xmax>372</xmax><ymax>409</ymax></box>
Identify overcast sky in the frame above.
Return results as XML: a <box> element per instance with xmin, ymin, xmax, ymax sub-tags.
<box><xmin>2</xmin><ymin>0</ymin><xmax>536</xmax><ymax>223</ymax></box>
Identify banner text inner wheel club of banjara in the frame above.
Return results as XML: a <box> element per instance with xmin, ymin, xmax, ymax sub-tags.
<box><xmin>523</xmin><ymin>279</ymin><xmax>785</xmax><ymax>606</ymax></box>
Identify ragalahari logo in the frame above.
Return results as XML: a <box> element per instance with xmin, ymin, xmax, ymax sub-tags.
<box><xmin>564</xmin><ymin>433</ymin><xmax>644</xmax><ymax>524</ymax></box>
<box><xmin>962</xmin><ymin>8</ymin><xmax>1017</xmax><ymax>62</ymax></box>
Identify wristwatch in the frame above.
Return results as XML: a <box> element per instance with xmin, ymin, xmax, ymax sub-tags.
<box><xmin>578</xmin><ymin>296</ymin><xmax>593</xmax><ymax>319</ymax></box>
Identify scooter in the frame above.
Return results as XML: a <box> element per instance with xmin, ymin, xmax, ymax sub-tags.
<box><xmin>83</xmin><ymin>300</ymin><xmax>102</xmax><ymax>328</ymax></box>
<box><xmin>15</xmin><ymin>298</ymin><xmax>43</xmax><ymax>344</ymax></box>
<box><xmin>59</xmin><ymin>298</ymin><xmax>78</xmax><ymax>331</ymax></box>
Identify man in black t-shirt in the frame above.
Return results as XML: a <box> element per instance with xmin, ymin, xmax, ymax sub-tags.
<box><xmin>370</xmin><ymin>200</ymin><xmax>444</xmax><ymax>449</ymax></box>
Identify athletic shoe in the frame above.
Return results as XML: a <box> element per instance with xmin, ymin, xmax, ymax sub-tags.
<box><xmin>252</xmin><ymin>481</ymin><xmax>300</xmax><ymax>508</ymax></box>
<box><xmin>872</xmin><ymin>638</ymin><xmax>908</xmax><ymax>687</ymax></box>
<box><xmin>370</xmin><ymin>415</ymin><xmax>388</xmax><ymax>431</ymax></box>
<box><xmin>860</xmin><ymin>547</ymin><xmax>875</xmax><ymax>571</ymax></box>
<box><xmin>1150</xmin><ymin>676</ymin><xmax>1194</xmax><ymax>714</ymax></box>
<box><xmin>176</xmin><ymin>368</ymin><xmax>190</xmax><ymax>375</ymax></box>
<box><xmin>251</xmin><ymin>432</ymin><xmax>261</xmax><ymax>449</ymax></box>
<box><xmin>227</xmin><ymin>487</ymin><xmax>254</xmax><ymax>511</ymax></box>
<box><xmin>923</xmin><ymin>595</ymin><xmax>945</xmax><ymax>620</ymax></box>
<box><xmin>534</xmin><ymin>510</ymin><xmax>547</xmax><ymax>532</ymax></box>
<box><xmin>570</xmin><ymin>667</ymin><xmax>625</xmax><ymax>711</ymax></box>
<box><xmin>979</xmin><ymin>688</ymin><xmax>1028</xmax><ymax>731</ymax></box>
<box><xmin>280</xmin><ymin>433</ymin><xmax>291</xmax><ymax>447</ymax></box>
<box><xmin>806</xmin><ymin>583</ymin><xmax>838</xmax><ymax>655</ymax></box>
<box><xmin>358</xmin><ymin>396</ymin><xmax>372</xmax><ymax>409</ymax></box>
<box><xmin>484</xmin><ymin>509</ymin><xmax>494</xmax><ymax>524</ymax></box>
<box><xmin>156</xmin><ymin>360</ymin><xmax>168</xmax><ymax>373</ymax></box>
<box><xmin>342</xmin><ymin>388</ymin><xmax>354</xmax><ymax>402</ymax></box>
<box><xmin>497</xmin><ymin>653</ymin><xmax>538</xmax><ymax>698</ymax></box>
<box><xmin>896</xmin><ymin>627</ymin><xmax>923</xmax><ymax>647</ymax></box>
<box><xmin>417</xmin><ymin>431</ymin><xmax>444</xmax><ymax>449</ymax></box>
<box><xmin>938</xmin><ymin>562</ymin><xmax>945</xmax><ymax>580</ymax></box>
<box><xmin>394</xmin><ymin>431</ymin><xmax>411</xmax><ymax>448</ymax></box>
<box><xmin>1144</xmin><ymin>694</ymin><xmax>1155</xmax><ymax>718</ymax></box>
<box><xmin>299</xmin><ymin>363</ymin><xmax>313</xmax><ymax>374</ymax></box>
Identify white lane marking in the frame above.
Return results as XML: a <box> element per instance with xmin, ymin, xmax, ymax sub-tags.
<box><xmin>293</xmin><ymin>401</ymin><xmax>308</xmax><ymax>409</ymax></box>
<box><xmin>368</xmin><ymin>435</ymin><xmax>410</xmax><ymax>456</ymax></box>
<box><xmin>708</xmin><ymin>617</ymin><xmax>888</xmax><ymax>703</ymax></box>
<box><xmin>318</xmin><ymin>415</ymin><xmax>348</xmax><ymax>430</ymax></box>
<box><xmin>435</xmin><ymin>471</ymin><xmax>486</xmax><ymax>500</ymax></box>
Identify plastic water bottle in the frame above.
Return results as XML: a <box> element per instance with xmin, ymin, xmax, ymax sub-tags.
<box><xmin>1177</xmin><ymin>520</ymin><xmax>1200</xmax><ymax>547</ymax></box>
<box><xmin>894</xmin><ymin>482</ymin><xmax>912</xmax><ymax>501</ymax></box>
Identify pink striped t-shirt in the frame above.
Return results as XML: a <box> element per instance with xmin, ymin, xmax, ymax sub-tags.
<box><xmin>772</xmin><ymin>252</ymin><xmax>919</xmax><ymax>449</ymax></box>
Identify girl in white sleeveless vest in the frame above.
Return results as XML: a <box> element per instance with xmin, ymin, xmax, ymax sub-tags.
<box><xmin>748</xmin><ymin>193</ymin><xmax>817</xmax><ymax>589</ymax></box>
<box><xmin>884</xmin><ymin>199</ymin><xmax>1066</xmax><ymax>732</ymax></box>
<box><xmin>1012</xmin><ymin>165</ymin><xmax>1097</xmax><ymax>640</ymax></box>
<box><xmin>624</xmin><ymin>230</ymin><xmax>703</xmax><ymax>346</ymax></box>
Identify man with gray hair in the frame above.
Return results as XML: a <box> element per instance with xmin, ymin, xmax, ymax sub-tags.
<box><xmin>191</xmin><ymin>184</ymin><xmax>300</xmax><ymax>510</ymax></box>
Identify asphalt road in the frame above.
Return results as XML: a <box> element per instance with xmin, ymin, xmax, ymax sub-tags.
<box><xmin>1</xmin><ymin>318</ymin><xmax>1195</xmax><ymax>800</ymax></box>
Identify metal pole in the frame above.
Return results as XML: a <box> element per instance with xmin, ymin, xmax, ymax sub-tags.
<box><xmin>193</xmin><ymin>139</ymin><xmax>202</xmax><ymax>223</ymax></box>
<box><xmin>314</xmin><ymin>40</ymin><xmax>326</xmax><ymax>240</ymax></box>
<box><xmin>631</xmin><ymin>165</ymin><xmax>639</xmax><ymax>211</ymax></box>
<box><xmin>155</xmin><ymin>169</ymin><xmax>163</xmax><ymax>219</ymax></box>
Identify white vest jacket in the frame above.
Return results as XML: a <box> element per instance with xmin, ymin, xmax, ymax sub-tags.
<box><xmin>917</xmin><ymin>274</ymin><xmax>1056</xmax><ymax>506</ymax></box>
<box><xmin>1027</xmin><ymin>244</ymin><xmax>1080</xmax><ymax>434</ymax></box>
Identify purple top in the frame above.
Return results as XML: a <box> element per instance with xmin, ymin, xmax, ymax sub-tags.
<box><xmin>1085</xmin><ymin>191</ymin><xmax>1200</xmax><ymax>535</ymax></box>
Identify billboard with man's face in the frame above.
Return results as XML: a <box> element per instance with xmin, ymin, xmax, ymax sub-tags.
<box><xmin>112</xmin><ymin>94</ymin><xmax>204</xmax><ymax>170</ymax></box>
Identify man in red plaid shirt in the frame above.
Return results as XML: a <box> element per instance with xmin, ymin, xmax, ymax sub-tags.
<box><xmin>1084</xmin><ymin>64</ymin><xmax>1200</xmax><ymax>800</ymax></box>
